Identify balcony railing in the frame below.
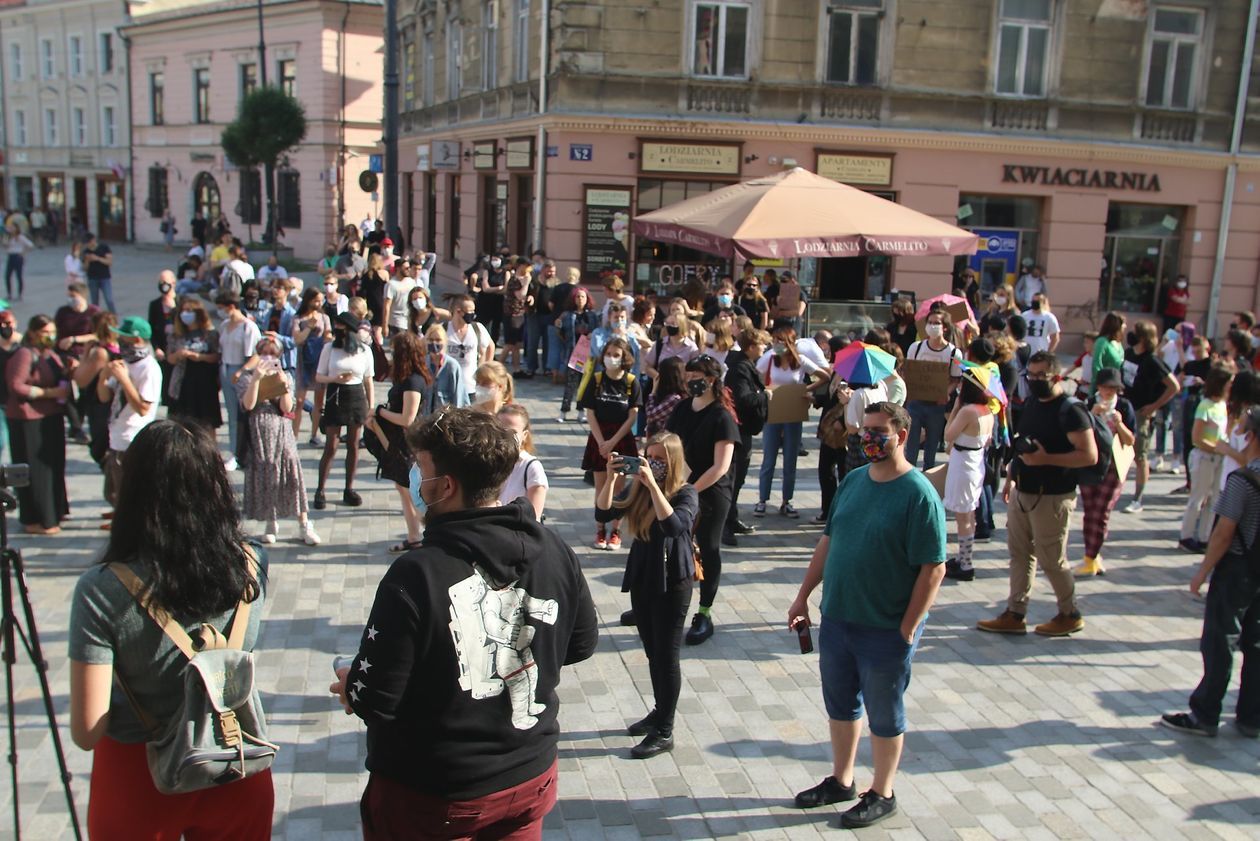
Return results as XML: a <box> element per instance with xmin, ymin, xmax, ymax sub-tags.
<box><xmin>988</xmin><ymin>99</ymin><xmax>1051</xmax><ymax>132</ymax></box>
<box><xmin>1139</xmin><ymin>110</ymin><xmax>1198</xmax><ymax>143</ymax></box>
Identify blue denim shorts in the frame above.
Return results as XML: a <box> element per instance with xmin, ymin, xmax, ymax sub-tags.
<box><xmin>819</xmin><ymin>618</ymin><xmax>922</xmax><ymax>737</ymax></box>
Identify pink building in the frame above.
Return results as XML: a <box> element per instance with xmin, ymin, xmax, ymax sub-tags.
<box><xmin>125</xmin><ymin>0</ymin><xmax>384</xmax><ymax>260</ymax></box>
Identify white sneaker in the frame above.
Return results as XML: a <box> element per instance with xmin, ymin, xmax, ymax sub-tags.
<box><xmin>556</xmin><ymin>414</ymin><xmax>568</xmax><ymax>423</ymax></box>
<box><xmin>1153</xmin><ymin>458</ymin><xmax>1168</xmax><ymax>473</ymax></box>
<box><xmin>223</xmin><ymin>456</ymin><xmax>239</xmax><ymax>472</ymax></box>
<box><xmin>1168</xmin><ymin>464</ymin><xmax>1184</xmax><ymax>475</ymax></box>
<box><xmin>260</xmin><ymin>532</ymin><xmax>276</xmax><ymax>544</ymax></box>
<box><xmin>1123</xmin><ymin>499</ymin><xmax>1144</xmax><ymax>513</ymax></box>
<box><xmin>301</xmin><ymin>520</ymin><xmax>321</xmax><ymax>546</ymax></box>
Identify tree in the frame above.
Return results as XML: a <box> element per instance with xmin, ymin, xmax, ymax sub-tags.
<box><xmin>221</xmin><ymin>87</ymin><xmax>307</xmax><ymax>255</ymax></box>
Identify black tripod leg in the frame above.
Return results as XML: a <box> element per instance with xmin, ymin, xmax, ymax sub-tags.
<box><xmin>2</xmin><ymin>553</ymin><xmax>21</xmax><ymax>840</ymax></box>
<box><xmin>8</xmin><ymin>552</ymin><xmax>83</xmax><ymax>841</ymax></box>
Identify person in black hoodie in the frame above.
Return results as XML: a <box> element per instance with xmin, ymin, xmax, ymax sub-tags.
<box><xmin>723</xmin><ymin>326</ymin><xmax>771</xmax><ymax>544</ymax></box>
<box><xmin>331</xmin><ymin>407</ymin><xmax>598</xmax><ymax>839</ymax></box>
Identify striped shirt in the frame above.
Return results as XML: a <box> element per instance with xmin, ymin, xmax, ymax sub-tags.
<box><xmin>1214</xmin><ymin>457</ymin><xmax>1260</xmax><ymax>555</ymax></box>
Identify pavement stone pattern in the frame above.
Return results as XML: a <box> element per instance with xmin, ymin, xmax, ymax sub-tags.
<box><xmin>0</xmin><ymin>245</ymin><xmax>1257</xmax><ymax>839</ymax></box>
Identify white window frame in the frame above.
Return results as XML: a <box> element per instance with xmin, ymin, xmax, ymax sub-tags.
<box><xmin>68</xmin><ymin>35</ymin><xmax>83</xmax><ymax>77</ymax></box>
<box><xmin>98</xmin><ymin>31</ymin><xmax>114</xmax><ymax>74</ymax></box>
<box><xmin>13</xmin><ymin>109</ymin><xmax>26</xmax><ymax>147</ymax></box>
<box><xmin>688</xmin><ymin>0</ymin><xmax>755</xmax><ymax>80</ymax></box>
<box><xmin>72</xmin><ymin>106</ymin><xmax>86</xmax><ymax>146</ymax></box>
<box><xmin>10</xmin><ymin>43</ymin><xmax>22</xmax><ymax>82</ymax></box>
<box><xmin>481</xmin><ymin>0</ymin><xmax>498</xmax><ymax>91</ymax></box>
<box><xmin>101</xmin><ymin>105</ymin><xmax>116</xmax><ymax>147</ymax></box>
<box><xmin>423</xmin><ymin>28</ymin><xmax>436</xmax><ymax>106</ymax></box>
<box><xmin>993</xmin><ymin>0</ymin><xmax>1055</xmax><ymax>98</ymax></box>
<box><xmin>43</xmin><ymin>107</ymin><xmax>58</xmax><ymax>145</ymax></box>
<box><xmin>821</xmin><ymin>0</ymin><xmax>885</xmax><ymax>86</ymax></box>
<box><xmin>1143</xmin><ymin>6</ymin><xmax>1205</xmax><ymax>111</ymax></box>
<box><xmin>40</xmin><ymin>38</ymin><xmax>54</xmax><ymax>79</ymax></box>
<box><xmin>447</xmin><ymin>19</ymin><xmax>463</xmax><ymax>100</ymax></box>
<box><xmin>513</xmin><ymin>0</ymin><xmax>530</xmax><ymax>83</ymax></box>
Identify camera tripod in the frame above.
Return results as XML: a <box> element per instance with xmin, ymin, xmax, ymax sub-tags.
<box><xmin>1</xmin><ymin>487</ymin><xmax>83</xmax><ymax>840</ymax></box>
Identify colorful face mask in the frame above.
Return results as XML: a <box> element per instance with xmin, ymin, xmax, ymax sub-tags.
<box><xmin>687</xmin><ymin>378</ymin><xmax>709</xmax><ymax>397</ymax></box>
<box><xmin>648</xmin><ymin>457</ymin><xmax>668</xmax><ymax>484</ymax></box>
<box><xmin>860</xmin><ymin>429</ymin><xmax>893</xmax><ymax>463</ymax></box>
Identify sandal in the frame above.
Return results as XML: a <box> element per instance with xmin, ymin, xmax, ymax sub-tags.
<box><xmin>389</xmin><ymin>540</ymin><xmax>422</xmax><ymax>554</ymax></box>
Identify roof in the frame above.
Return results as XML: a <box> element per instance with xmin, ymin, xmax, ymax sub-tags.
<box><xmin>125</xmin><ymin>0</ymin><xmax>381</xmax><ymax>28</ymax></box>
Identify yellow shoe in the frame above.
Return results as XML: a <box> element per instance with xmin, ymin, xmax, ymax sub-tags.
<box><xmin>1074</xmin><ymin>555</ymin><xmax>1106</xmax><ymax>577</ymax></box>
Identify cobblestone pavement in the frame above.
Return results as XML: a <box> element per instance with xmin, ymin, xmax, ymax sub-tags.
<box><xmin>0</xmin><ymin>245</ymin><xmax>1257</xmax><ymax>839</ymax></box>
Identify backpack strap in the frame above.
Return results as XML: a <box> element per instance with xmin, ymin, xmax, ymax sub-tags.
<box><xmin>109</xmin><ymin>564</ymin><xmax>198</xmax><ymax>660</ymax></box>
<box><xmin>226</xmin><ymin>545</ymin><xmax>260</xmax><ymax>650</ymax></box>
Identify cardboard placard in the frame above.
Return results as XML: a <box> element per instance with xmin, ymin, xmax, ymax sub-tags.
<box><xmin>568</xmin><ymin>334</ymin><xmax>591</xmax><ymax>372</ymax></box>
<box><xmin>1111</xmin><ymin>438</ymin><xmax>1135</xmax><ymax>483</ymax></box>
<box><xmin>924</xmin><ymin>463</ymin><xmax>948</xmax><ymax>499</ymax></box>
<box><xmin>902</xmin><ymin>359</ymin><xmax>952</xmax><ymax>403</ymax></box>
<box><xmin>767</xmin><ymin>382</ymin><xmax>811</xmax><ymax>424</ymax></box>
<box><xmin>257</xmin><ymin>372</ymin><xmax>287</xmax><ymax>402</ymax></box>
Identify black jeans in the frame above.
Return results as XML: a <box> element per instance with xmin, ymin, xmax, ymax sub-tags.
<box><xmin>630</xmin><ymin>578</ymin><xmax>693</xmax><ymax>734</ymax></box>
<box><xmin>697</xmin><ymin>486</ymin><xmax>732</xmax><ymax>609</ymax></box>
<box><xmin>817</xmin><ymin>441</ymin><xmax>845</xmax><ymax>517</ymax></box>
<box><xmin>1190</xmin><ymin>554</ymin><xmax>1260</xmax><ymax>728</ymax></box>
<box><xmin>725</xmin><ymin>433</ymin><xmax>753</xmax><ymax>529</ymax></box>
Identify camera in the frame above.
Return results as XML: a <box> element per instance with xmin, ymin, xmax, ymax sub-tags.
<box><xmin>0</xmin><ymin>463</ymin><xmax>30</xmax><ymax>489</ymax></box>
<box><xmin>613</xmin><ymin>455</ymin><xmax>642</xmax><ymax>476</ymax></box>
<box><xmin>1012</xmin><ymin>436</ymin><xmax>1040</xmax><ymax>456</ymax></box>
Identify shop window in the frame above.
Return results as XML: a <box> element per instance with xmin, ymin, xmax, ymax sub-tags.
<box><xmin>636</xmin><ymin>179</ymin><xmax>731</xmax><ymax>290</ymax></box>
<box><xmin>277</xmin><ymin>171</ymin><xmax>301</xmax><ymax>230</ymax></box>
<box><xmin>1145</xmin><ymin>7</ymin><xmax>1202</xmax><ymax>110</ymax></box>
<box><xmin>147</xmin><ymin>167</ymin><xmax>169</xmax><ymax>218</ymax></box>
<box><xmin>447</xmin><ymin>174</ymin><xmax>462</xmax><ymax>256</ymax></box>
<box><xmin>1099</xmin><ymin>203</ymin><xmax>1184</xmax><ymax>313</ymax></box>
<box><xmin>238</xmin><ymin>169</ymin><xmax>262</xmax><ymax>225</ymax></box>
<box><xmin>241</xmin><ymin>63</ymin><xmax>258</xmax><ymax>99</ymax></box>
<box><xmin>825</xmin><ymin>0</ymin><xmax>881</xmax><ymax>86</ymax></box>
<box><xmin>150</xmin><ymin>72</ymin><xmax>164</xmax><ymax>126</ymax></box>
<box><xmin>956</xmin><ymin>194</ymin><xmax>1043</xmax><ymax>298</ymax></box>
<box><xmin>995</xmin><ymin>0</ymin><xmax>1052</xmax><ymax>97</ymax></box>
<box><xmin>692</xmin><ymin>1</ymin><xmax>750</xmax><ymax>79</ymax></box>
<box><xmin>481</xmin><ymin>175</ymin><xmax>508</xmax><ymax>254</ymax></box>
<box><xmin>513</xmin><ymin>0</ymin><xmax>530</xmax><ymax>83</ymax></box>
<box><xmin>194</xmin><ymin>67</ymin><xmax>211</xmax><ymax>124</ymax></box>
<box><xmin>402</xmin><ymin>32</ymin><xmax>417</xmax><ymax>111</ymax></box>
<box><xmin>481</xmin><ymin>0</ymin><xmax>498</xmax><ymax>91</ymax></box>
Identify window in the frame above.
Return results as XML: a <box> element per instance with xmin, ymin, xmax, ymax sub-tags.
<box><xmin>43</xmin><ymin>108</ymin><xmax>58</xmax><ymax>145</ymax></box>
<box><xmin>955</xmin><ymin>194</ymin><xmax>1042</xmax><ymax>298</ymax></box>
<box><xmin>278</xmin><ymin>58</ymin><xmax>296</xmax><ymax>97</ymax></box>
<box><xmin>403</xmin><ymin>35</ymin><xmax>416</xmax><ymax>110</ymax></box>
<box><xmin>423</xmin><ymin>31</ymin><xmax>435</xmax><ymax>105</ymax></box>
<box><xmin>99</xmin><ymin>32</ymin><xmax>114</xmax><ymax>73</ymax></box>
<box><xmin>513</xmin><ymin>0</ymin><xmax>530</xmax><ymax>82</ymax></box>
<box><xmin>1145</xmin><ymin>7</ymin><xmax>1203</xmax><ymax>110</ymax></box>
<box><xmin>447</xmin><ymin>20</ymin><xmax>463</xmax><ymax>99</ymax></box>
<box><xmin>995</xmin><ymin>0</ymin><xmax>1052</xmax><ymax>97</ymax></box>
<box><xmin>239</xmin><ymin>169</ymin><xmax>262</xmax><ymax>225</ymax></box>
<box><xmin>102</xmin><ymin>106</ymin><xmax>116</xmax><ymax>146</ymax></box>
<box><xmin>40</xmin><ymin>38</ymin><xmax>54</xmax><ymax>79</ymax></box>
<box><xmin>448</xmin><ymin>174</ymin><xmax>462</xmax><ymax>255</ymax></box>
<box><xmin>150</xmin><ymin>72</ymin><xmax>164</xmax><ymax>125</ymax></box>
<box><xmin>14</xmin><ymin>110</ymin><xmax>26</xmax><ymax>146</ymax></box>
<box><xmin>148</xmin><ymin>167</ymin><xmax>169</xmax><ymax>218</ymax></box>
<box><xmin>277</xmin><ymin>171</ymin><xmax>301</xmax><ymax>229</ymax></box>
<box><xmin>825</xmin><ymin>0</ymin><xmax>881</xmax><ymax>85</ymax></box>
<box><xmin>1099</xmin><ymin>203</ymin><xmax>1184</xmax><ymax>312</ymax></box>
<box><xmin>194</xmin><ymin>67</ymin><xmax>211</xmax><ymax>123</ymax></box>
<box><xmin>481</xmin><ymin>1</ymin><xmax>498</xmax><ymax>91</ymax></box>
<box><xmin>68</xmin><ymin>35</ymin><xmax>82</xmax><ymax>76</ymax></box>
<box><xmin>240</xmin><ymin>63</ymin><xmax>258</xmax><ymax>98</ymax></box>
<box><xmin>692</xmin><ymin>2</ymin><xmax>750</xmax><ymax>79</ymax></box>
<box><xmin>72</xmin><ymin>107</ymin><xmax>86</xmax><ymax>146</ymax></box>
<box><xmin>10</xmin><ymin>43</ymin><xmax>22</xmax><ymax>81</ymax></box>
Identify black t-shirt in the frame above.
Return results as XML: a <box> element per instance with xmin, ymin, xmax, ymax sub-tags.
<box><xmin>1013</xmin><ymin>392</ymin><xmax>1091</xmax><ymax>495</ymax></box>
<box><xmin>549</xmin><ymin>282</ymin><xmax>575</xmax><ymax>313</ymax></box>
<box><xmin>1182</xmin><ymin>357</ymin><xmax>1211</xmax><ymax>392</ymax></box>
<box><xmin>361</xmin><ymin>272</ymin><xmax>388</xmax><ymax>327</ymax></box>
<box><xmin>387</xmin><ymin>373</ymin><xmax>428</xmax><ymax>413</ymax></box>
<box><xmin>702</xmin><ymin>303</ymin><xmax>747</xmax><ymax>325</ymax></box>
<box><xmin>85</xmin><ymin>244</ymin><xmax>111</xmax><ymax>280</ymax></box>
<box><xmin>579</xmin><ymin>372</ymin><xmax>641</xmax><ymax>425</ymax></box>
<box><xmin>1124</xmin><ymin>349</ymin><xmax>1172</xmax><ymax>411</ymax></box>
<box><xmin>739</xmin><ymin>294</ymin><xmax>768</xmax><ymax>324</ymax></box>
<box><xmin>666</xmin><ymin>398</ymin><xmax>741</xmax><ymax>489</ymax></box>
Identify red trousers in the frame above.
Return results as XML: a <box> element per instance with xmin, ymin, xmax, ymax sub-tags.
<box><xmin>87</xmin><ymin>736</ymin><xmax>274</xmax><ymax>841</ymax></box>
<box><xmin>360</xmin><ymin>759</ymin><xmax>558</xmax><ymax>841</ymax></box>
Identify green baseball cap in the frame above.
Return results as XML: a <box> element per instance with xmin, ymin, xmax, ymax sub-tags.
<box><xmin>111</xmin><ymin>316</ymin><xmax>152</xmax><ymax>341</ymax></box>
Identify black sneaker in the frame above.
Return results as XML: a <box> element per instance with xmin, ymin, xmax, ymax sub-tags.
<box><xmin>811</xmin><ymin>512</ymin><xmax>828</xmax><ymax>525</ymax></box>
<box><xmin>944</xmin><ymin>558</ymin><xmax>975</xmax><ymax>581</ymax></box>
<box><xmin>731</xmin><ymin>519</ymin><xmax>757</xmax><ymax>535</ymax></box>
<box><xmin>619</xmin><ymin>609</ymin><xmax>637</xmax><ymax>627</ymax></box>
<box><xmin>312</xmin><ymin>490</ymin><xmax>326</xmax><ymax>510</ymax></box>
<box><xmin>685</xmin><ymin>613</ymin><xmax>714</xmax><ymax>645</ymax></box>
<box><xmin>722</xmin><ymin>530</ymin><xmax>738</xmax><ymax>547</ymax></box>
<box><xmin>1160</xmin><ymin>712</ymin><xmax>1217</xmax><ymax>737</ymax></box>
<box><xmin>973</xmin><ymin>530</ymin><xmax>993</xmax><ymax>543</ymax></box>
<box><xmin>1236</xmin><ymin>720</ymin><xmax>1260</xmax><ymax>739</ymax></box>
<box><xmin>793</xmin><ymin>775</ymin><xmax>856</xmax><ymax>809</ymax></box>
<box><xmin>840</xmin><ymin>790</ymin><xmax>898</xmax><ymax>828</ymax></box>
<box><xmin>1177</xmin><ymin>538</ymin><xmax>1204</xmax><ymax>553</ymax></box>
<box><xmin>343</xmin><ymin>489</ymin><xmax>363</xmax><ymax>507</ymax></box>
<box><xmin>630</xmin><ymin>732</ymin><xmax>673</xmax><ymax>759</ymax></box>
<box><xmin>627</xmin><ymin>709</ymin><xmax>658</xmax><ymax>737</ymax></box>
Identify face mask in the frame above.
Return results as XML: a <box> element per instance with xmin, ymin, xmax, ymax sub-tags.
<box><xmin>325</xmin><ymin>285</ymin><xmax>337</xmax><ymax>295</ymax></box>
<box><xmin>217</xmin><ymin>308</ymin><xmax>229</xmax><ymax>320</ymax></box>
<box><xmin>512</xmin><ymin>429</ymin><xmax>526</xmax><ymax>449</ymax></box>
<box><xmin>925</xmin><ymin>323</ymin><xmax>943</xmax><ymax>338</ymax></box>
<box><xmin>648</xmin><ymin>457</ymin><xmax>668</xmax><ymax>484</ymax></box>
<box><xmin>772</xmin><ymin>342</ymin><xmax>787</xmax><ymax>355</ymax></box>
<box><xmin>408</xmin><ymin>463</ymin><xmax>427</xmax><ymax>515</ymax></box>
<box><xmin>1028</xmin><ymin>378</ymin><xmax>1054</xmax><ymax>399</ymax></box>
<box><xmin>474</xmin><ymin>384</ymin><xmax>497</xmax><ymax>404</ymax></box>
<box><xmin>1126</xmin><ymin>331</ymin><xmax>1138</xmax><ymax>348</ymax></box>
<box><xmin>1098</xmin><ymin>395</ymin><xmax>1117</xmax><ymax>412</ymax></box>
<box><xmin>120</xmin><ymin>342</ymin><xmax>150</xmax><ymax>363</ymax></box>
<box><xmin>687</xmin><ymin>378</ymin><xmax>709</xmax><ymax>397</ymax></box>
<box><xmin>180</xmin><ymin>311</ymin><xmax>196</xmax><ymax>326</ymax></box>
<box><xmin>1031</xmin><ymin>300</ymin><xmax>1042</xmax><ymax>311</ymax></box>
<box><xmin>0</xmin><ymin>325</ymin><xmax>12</xmax><ymax>340</ymax></box>
<box><xmin>717</xmin><ymin>294</ymin><xmax>733</xmax><ymax>308</ymax></box>
<box><xmin>490</xmin><ymin>258</ymin><xmax>502</xmax><ymax>269</ymax></box>
<box><xmin>666</xmin><ymin>324</ymin><xmax>681</xmax><ymax>336</ymax></box>
<box><xmin>159</xmin><ymin>282</ymin><xmax>172</xmax><ymax>294</ymax></box>
<box><xmin>67</xmin><ymin>297</ymin><xmax>79</xmax><ymax>309</ymax></box>
<box><xmin>411</xmin><ymin>298</ymin><xmax>428</xmax><ymax>312</ymax></box>
<box><xmin>993</xmin><ymin>295</ymin><xmax>1007</xmax><ymax>306</ymax></box>
<box><xmin>1176</xmin><ymin>280</ymin><xmax>1188</xmax><ymax>289</ymax></box>
<box><xmin>463</xmin><ymin>311</ymin><xmax>478</xmax><ymax>323</ymax></box>
<box><xmin>615</xmin><ymin>319</ymin><xmax>627</xmax><ymax>330</ymax></box>
<box><xmin>860</xmin><ymin>430</ymin><xmax>892</xmax><ymax>463</ymax></box>
<box><xmin>427</xmin><ymin>341</ymin><xmax>443</xmax><ymax>355</ymax></box>
<box><xmin>603</xmin><ymin>355</ymin><xmax>623</xmax><ymax>371</ymax></box>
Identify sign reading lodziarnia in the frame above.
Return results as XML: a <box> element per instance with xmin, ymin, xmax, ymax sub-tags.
<box><xmin>1002</xmin><ymin>164</ymin><xmax>1161</xmax><ymax>192</ymax></box>
<box><xmin>640</xmin><ymin>141</ymin><xmax>740</xmax><ymax>175</ymax></box>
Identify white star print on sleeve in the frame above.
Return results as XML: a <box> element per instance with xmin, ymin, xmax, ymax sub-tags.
<box><xmin>359</xmin><ymin>658</ymin><xmax>372</xmax><ymax>673</ymax></box>
<box><xmin>349</xmin><ymin>689</ymin><xmax>359</xmax><ymax>702</ymax></box>
<box><xmin>353</xmin><ymin>680</ymin><xmax>366</xmax><ymax>693</ymax></box>
<box><xmin>366</xmin><ymin>626</ymin><xmax>379</xmax><ymax>641</ymax></box>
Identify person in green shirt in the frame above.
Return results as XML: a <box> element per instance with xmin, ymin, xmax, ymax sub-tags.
<box><xmin>1092</xmin><ymin>311</ymin><xmax>1126</xmax><ymax>396</ymax></box>
<box><xmin>787</xmin><ymin>401</ymin><xmax>946</xmax><ymax>829</ymax></box>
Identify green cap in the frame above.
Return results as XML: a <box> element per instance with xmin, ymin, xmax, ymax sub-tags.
<box><xmin>111</xmin><ymin>316</ymin><xmax>152</xmax><ymax>341</ymax></box>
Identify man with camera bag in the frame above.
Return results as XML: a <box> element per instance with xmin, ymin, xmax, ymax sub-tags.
<box><xmin>978</xmin><ymin>351</ymin><xmax>1096</xmax><ymax>637</ymax></box>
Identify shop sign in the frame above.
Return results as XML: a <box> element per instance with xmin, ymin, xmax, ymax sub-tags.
<box><xmin>432</xmin><ymin>140</ymin><xmax>461</xmax><ymax>171</ymax></box>
<box><xmin>582</xmin><ymin>185</ymin><xmax>632</xmax><ymax>278</ymax></box>
<box><xmin>506</xmin><ymin>137</ymin><xmax>533</xmax><ymax>169</ymax></box>
<box><xmin>816</xmin><ymin>152</ymin><xmax>893</xmax><ymax>186</ymax></box>
<box><xmin>416</xmin><ymin>144</ymin><xmax>431</xmax><ymax>171</ymax></box>
<box><xmin>640</xmin><ymin>141</ymin><xmax>740</xmax><ymax>175</ymax></box>
<box><xmin>1001</xmin><ymin>164</ymin><xmax>1161</xmax><ymax>192</ymax></box>
<box><xmin>473</xmin><ymin>141</ymin><xmax>497</xmax><ymax>170</ymax></box>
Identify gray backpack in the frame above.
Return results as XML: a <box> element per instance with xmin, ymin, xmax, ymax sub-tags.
<box><xmin>110</xmin><ymin>556</ymin><xmax>278</xmax><ymax>794</ymax></box>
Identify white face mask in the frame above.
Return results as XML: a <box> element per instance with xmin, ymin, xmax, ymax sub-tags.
<box><xmin>411</xmin><ymin>298</ymin><xmax>428</xmax><ymax>312</ymax></box>
<box><xmin>993</xmin><ymin>295</ymin><xmax>1007</xmax><ymax>306</ymax></box>
<box><xmin>603</xmin><ymin>355</ymin><xmax>623</xmax><ymax>370</ymax></box>
<box><xmin>925</xmin><ymin>323</ymin><xmax>943</xmax><ymax>338</ymax></box>
<box><xmin>474</xmin><ymin>384</ymin><xmax>497</xmax><ymax>404</ymax></box>
<box><xmin>1098</xmin><ymin>395</ymin><xmax>1117</xmax><ymax>412</ymax></box>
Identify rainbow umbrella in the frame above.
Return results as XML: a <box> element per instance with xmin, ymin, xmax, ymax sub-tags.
<box><xmin>962</xmin><ymin>361</ymin><xmax>1009</xmax><ymax>445</ymax></box>
<box><xmin>832</xmin><ymin>341</ymin><xmax>897</xmax><ymax>386</ymax></box>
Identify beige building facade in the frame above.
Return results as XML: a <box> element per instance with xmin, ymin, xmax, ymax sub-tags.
<box><xmin>399</xmin><ymin>0</ymin><xmax>1260</xmax><ymax>341</ymax></box>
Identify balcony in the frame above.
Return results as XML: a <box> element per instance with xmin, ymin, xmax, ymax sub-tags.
<box><xmin>684</xmin><ymin>82</ymin><xmax>752</xmax><ymax>115</ymax></box>
<box><xmin>988</xmin><ymin>99</ymin><xmax>1052</xmax><ymax>132</ymax></box>
<box><xmin>1138</xmin><ymin>110</ymin><xmax>1199</xmax><ymax>144</ymax></box>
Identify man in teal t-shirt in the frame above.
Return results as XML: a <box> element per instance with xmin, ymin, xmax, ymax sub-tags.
<box><xmin>787</xmin><ymin>401</ymin><xmax>946</xmax><ymax>830</ymax></box>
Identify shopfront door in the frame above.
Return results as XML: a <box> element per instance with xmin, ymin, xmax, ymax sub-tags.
<box><xmin>96</xmin><ymin>177</ymin><xmax>126</xmax><ymax>241</ymax></box>
<box><xmin>39</xmin><ymin>174</ymin><xmax>66</xmax><ymax>234</ymax></box>
<box><xmin>72</xmin><ymin>178</ymin><xmax>88</xmax><ymax>238</ymax></box>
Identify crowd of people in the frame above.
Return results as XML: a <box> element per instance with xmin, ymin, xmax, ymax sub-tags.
<box><xmin>28</xmin><ymin>229</ymin><xmax>1256</xmax><ymax>838</ymax></box>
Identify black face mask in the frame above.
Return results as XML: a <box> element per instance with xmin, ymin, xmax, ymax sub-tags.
<box><xmin>0</xmin><ymin>325</ymin><xmax>12</xmax><ymax>340</ymax></box>
<box><xmin>666</xmin><ymin>325</ymin><xmax>681</xmax><ymax>336</ymax></box>
<box><xmin>463</xmin><ymin>312</ymin><xmax>478</xmax><ymax>323</ymax></box>
<box><xmin>158</xmin><ymin>282</ymin><xmax>172</xmax><ymax>294</ymax></box>
<box><xmin>687</xmin><ymin>379</ymin><xmax>710</xmax><ymax>397</ymax></box>
<box><xmin>1028</xmin><ymin>379</ymin><xmax>1054</xmax><ymax>400</ymax></box>
<box><xmin>1126</xmin><ymin>331</ymin><xmax>1138</xmax><ymax>348</ymax></box>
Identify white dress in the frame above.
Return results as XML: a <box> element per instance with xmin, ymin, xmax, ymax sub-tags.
<box><xmin>943</xmin><ymin>427</ymin><xmax>991</xmax><ymax>514</ymax></box>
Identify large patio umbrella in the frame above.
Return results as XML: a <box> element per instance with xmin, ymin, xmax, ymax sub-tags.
<box><xmin>633</xmin><ymin>168</ymin><xmax>978</xmax><ymax>260</ymax></box>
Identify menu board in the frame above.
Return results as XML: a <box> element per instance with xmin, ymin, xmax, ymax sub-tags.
<box><xmin>582</xmin><ymin>185</ymin><xmax>632</xmax><ymax>279</ymax></box>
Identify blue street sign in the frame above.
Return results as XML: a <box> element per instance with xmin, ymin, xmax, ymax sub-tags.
<box><xmin>369</xmin><ymin>154</ymin><xmax>383</xmax><ymax>173</ymax></box>
<box><xmin>569</xmin><ymin>144</ymin><xmax>593</xmax><ymax>162</ymax></box>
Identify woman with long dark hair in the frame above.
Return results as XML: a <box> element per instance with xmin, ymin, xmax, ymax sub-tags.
<box><xmin>405</xmin><ymin>286</ymin><xmax>449</xmax><ymax>337</ymax></box>
<box><xmin>313</xmin><ymin>311</ymin><xmax>376</xmax><ymax>509</ymax></box>
<box><xmin>366</xmin><ymin>331</ymin><xmax>433</xmax><ymax>552</ymax></box>
<box><xmin>166</xmin><ymin>297</ymin><xmax>223</xmax><ymax>429</ymax></box>
<box><xmin>5</xmin><ymin>314</ymin><xmax>71</xmax><ymax>533</ymax></box>
<box><xmin>71</xmin><ymin>311</ymin><xmax>119</xmax><ymax>467</ymax></box>
<box><xmin>667</xmin><ymin>355</ymin><xmax>739</xmax><ymax>645</ymax></box>
<box><xmin>645</xmin><ymin>356</ymin><xmax>688</xmax><ymax>437</ymax></box>
<box><xmin>580</xmin><ymin>336</ymin><xmax>641</xmax><ymax>550</ymax></box>
<box><xmin>68</xmin><ymin>418</ymin><xmax>273</xmax><ymax>839</ymax></box>
<box><xmin>293</xmin><ymin>286</ymin><xmax>331</xmax><ymax>443</ymax></box>
<box><xmin>599</xmin><ymin>433</ymin><xmax>697</xmax><ymax>759</ymax></box>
